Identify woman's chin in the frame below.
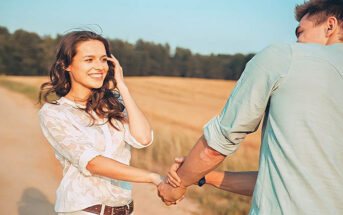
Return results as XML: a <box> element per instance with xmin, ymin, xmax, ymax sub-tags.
<box><xmin>91</xmin><ymin>84</ymin><xmax>104</xmax><ymax>89</ymax></box>
<box><xmin>88</xmin><ymin>81</ymin><xmax>105</xmax><ymax>89</ymax></box>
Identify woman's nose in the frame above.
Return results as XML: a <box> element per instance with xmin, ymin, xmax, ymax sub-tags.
<box><xmin>93</xmin><ymin>59</ymin><xmax>105</xmax><ymax>70</ymax></box>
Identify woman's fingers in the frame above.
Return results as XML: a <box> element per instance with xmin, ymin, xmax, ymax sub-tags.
<box><xmin>106</xmin><ymin>54</ymin><xmax>125</xmax><ymax>85</ymax></box>
<box><xmin>164</xmin><ymin>201</ymin><xmax>174</xmax><ymax>206</ymax></box>
<box><xmin>164</xmin><ymin>196</ymin><xmax>184</xmax><ymax>206</ymax></box>
<box><xmin>106</xmin><ymin>54</ymin><xmax>121</xmax><ymax>68</ymax></box>
<box><xmin>167</xmin><ymin>173</ymin><xmax>180</xmax><ymax>187</ymax></box>
<box><xmin>106</xmin><ymin>55</ymin><xmax>116</xmax><ymax>64</ymax></box>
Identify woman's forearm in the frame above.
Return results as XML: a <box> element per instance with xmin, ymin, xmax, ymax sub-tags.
<box><xmin>87</xmin><ymin>156</ymin><xmax>161</xmax><ymax>185</ymax></box>
<box><xmin>205</xmin><ymin>171</ymin><xmax>258</xmax><ymax>196</ymax></box>
<box><xmin>117</xmin><ymin>83</ymin><xmax>152</xmax><ymax>145</ymax></box>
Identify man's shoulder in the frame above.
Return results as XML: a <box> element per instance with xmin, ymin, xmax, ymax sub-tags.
<box><xmin>261</xmin><ymin>43</ymin><xmax>292</xmax><ymax>54</ymax></box>
<box><xmin>264</xmin><ymin>42</ymin><xmax>292</xmax><ymax>50</ymax></box>
<box><xmin>250</xmin><ymin>43</ymin><xmax>292</xmax><ymax>67</ymax></box>
<box><xmin>254</xmin><ymin>43</ymin><xmax>293</xmax><ymax>64</ymax></box>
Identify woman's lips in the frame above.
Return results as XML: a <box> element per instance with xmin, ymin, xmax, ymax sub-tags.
<box><xmin>89</xmin><ymin>73</ymin><xmax>103</xmax><ymax>80</ymax></box>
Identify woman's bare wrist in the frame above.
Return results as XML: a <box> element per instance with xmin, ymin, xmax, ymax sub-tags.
<box><xmin>116</xmin><ymin>81</ymin><xmax>127</xmax><ymax>91</ymax></box>
<box><xmin>149</xmin><ymin>172</ymin><xmax>163</xmax><ymax>185</ymax></box>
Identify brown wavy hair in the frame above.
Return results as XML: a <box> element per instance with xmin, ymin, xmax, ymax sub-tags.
<box><xmin>39</xmin><ymin>30</ymin><xmax>125</xmax><ymax>130</ymax></box>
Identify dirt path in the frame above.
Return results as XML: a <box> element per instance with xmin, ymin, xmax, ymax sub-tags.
<box><xmin>0</xmin><ymin>86</ymin><xmax>199</xmax><ymax>215</ymax></box>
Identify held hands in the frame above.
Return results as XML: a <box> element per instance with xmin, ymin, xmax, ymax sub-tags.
<box><xmin>157</xmin><ymin>157</ymin><xmax>187</xmax><ymax>206</ymax></box>
<box><xmin>149</xmin><ymin>171</ymin><xmax>185</xmax><ymax>206</ymax></box>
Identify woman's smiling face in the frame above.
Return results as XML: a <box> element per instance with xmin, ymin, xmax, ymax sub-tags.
<box><xmin>66</xmin><ymin>39</ymin><xmax>109</xmax><ymax>94</ymax></box>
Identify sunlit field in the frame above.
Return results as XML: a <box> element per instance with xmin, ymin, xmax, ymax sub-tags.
<box><xmin>1</xmin><ymin>75</ymin><xmax>262</xmax><ymax>214</ymax></box>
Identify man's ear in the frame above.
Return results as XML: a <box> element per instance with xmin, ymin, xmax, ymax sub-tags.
<box><xmin>326</xmin><ymin>16</ymin><xmax>338</xmax><ymax>37</ymax></box>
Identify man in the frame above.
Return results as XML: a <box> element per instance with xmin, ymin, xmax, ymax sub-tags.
<box><xmin>158</xmin><ymin>0</ymin><xmax>343</xmax><ymax>214</ymax></box>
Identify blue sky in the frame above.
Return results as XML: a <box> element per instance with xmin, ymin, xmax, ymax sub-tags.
<box><xmin>0</xmin><ymin>0</ymin><xmax>304</xmax><ymax>55</ymax></box>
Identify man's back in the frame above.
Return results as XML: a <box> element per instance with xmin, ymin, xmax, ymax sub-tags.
<box><xmin>250</xmin><ymin>43</ymin><xmax>343</xmax><ymax>214</ymax></box>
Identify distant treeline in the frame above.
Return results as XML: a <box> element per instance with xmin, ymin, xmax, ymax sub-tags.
<box><xmin>0</xmin><ymin>26</ymin><xmax>255</xmax><ymax>80</ymax></box>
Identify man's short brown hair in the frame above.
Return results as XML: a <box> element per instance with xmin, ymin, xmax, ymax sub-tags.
<box><xmin>295</xmin><ymin>0</ymin><xmax>343</xmax><ymax>25</ymax></box>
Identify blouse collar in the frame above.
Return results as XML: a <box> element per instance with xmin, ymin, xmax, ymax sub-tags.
<box><xmin>58</xmin><ymin>97</ymin><xmax>108</xmax><ymax>124</ymax></box>
<box><xmin>59</xmin><ymin>97</ymin><xmax>86</xmax><ymax>109</ymax></box>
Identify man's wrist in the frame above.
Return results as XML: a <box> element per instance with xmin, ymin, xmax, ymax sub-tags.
<box><xmin>198</xmin><ymin>176</ymin><xmax>206</xmax><ymax>187</ymax></box>
<box><xmin>203</xmin><ymin>172</ymin><xmax>216</xmax><ymax>186</ymax></box>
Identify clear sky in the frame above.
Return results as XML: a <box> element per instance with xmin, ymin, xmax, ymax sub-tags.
<box><xmin>0</xmin><ymin>0</ymin><xmax>304</xmax><ymax>55</ymax></box>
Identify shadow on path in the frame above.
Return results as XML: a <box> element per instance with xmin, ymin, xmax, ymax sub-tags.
<box><xmin>18</xmin><ymin>187</ymin><xmax>56</xmax><ymax>215</ymax></box>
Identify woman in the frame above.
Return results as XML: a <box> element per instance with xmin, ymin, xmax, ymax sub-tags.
<box><xmin>38</xmin><ymin>31</ymin><xmax>162</xmax><ymax>215</ymax></box>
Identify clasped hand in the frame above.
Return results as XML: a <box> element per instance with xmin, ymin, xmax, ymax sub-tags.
<box><xmin>157</xmin><ymin>157</ymin><xmax>187</xmax><ymax>206</ymax></box>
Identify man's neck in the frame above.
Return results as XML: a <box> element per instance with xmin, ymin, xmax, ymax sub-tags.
<box><xmin>326</xmin><ymin>33</ymin><xmax>343</xmax><ymax>45</ymax></box>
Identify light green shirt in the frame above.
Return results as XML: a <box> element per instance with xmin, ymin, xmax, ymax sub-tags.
<box><xmin>204</xmin><ymin>43</ymin><xmax>343</xmax><ymax>214</ymax></box>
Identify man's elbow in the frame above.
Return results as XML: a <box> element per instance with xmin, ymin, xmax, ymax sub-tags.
<box><xmin>204</xmin><ymin>145</ymin><xmax>225</xmax><ymax>158</ymax></box>
<box><xmin>198</xmin><ymin>135</ymin><xmax>226</xmax><ymax>161</ymax></box>
<box><xmin>201</xmin><ymin>139</ymin><xmax>226</xmax><ymax>162</ymax></box>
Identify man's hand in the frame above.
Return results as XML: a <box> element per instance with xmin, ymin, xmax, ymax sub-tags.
<box><xmin>157</xmin><ymin>181</ymin><xmax>186</xmax><ymax>205</ymax></box>
<box><xmin>158</xmin><ymin>135</ymin><xmax>226</xmax><ymax>205</ymax></box>
<box><xmin>156</xmin><ymin>156</ymin><xmax>186</xmax><ymax>206</ymax></box>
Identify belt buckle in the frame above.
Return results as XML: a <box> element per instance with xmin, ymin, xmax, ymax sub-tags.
<box><xmin>125</xmin><ymin>203</ymin><xmax>130</xmax><ymax>215</ymax></box>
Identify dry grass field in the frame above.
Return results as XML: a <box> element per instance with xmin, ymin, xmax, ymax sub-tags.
<box><xmin>1</xmin><ymin>75</ymin><xmax>262</xmax><ymax>214</ymax></box>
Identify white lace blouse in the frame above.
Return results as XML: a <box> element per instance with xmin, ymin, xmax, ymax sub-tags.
<box><xmin>38</xmin><ymin>97</ymin><xmax>153</xmax><ymax>212</ymax></box>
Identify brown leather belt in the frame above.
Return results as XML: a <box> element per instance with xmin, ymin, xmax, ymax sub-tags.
<box><xmin>83</xmin><ymin>201</ymin><xmax>133</xmax><ymax>215</ymax></box>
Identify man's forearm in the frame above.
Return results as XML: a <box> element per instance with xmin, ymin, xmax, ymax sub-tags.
<box><xmin>206</xmin><ymin>171</ymin><xmax>258</xmax><ymax>196</ymax></box>
<box><xmin>177</xmin><ymin>135</ymin><xmax>226</xmax><ymax>187</ymax></box>
<box><xmin>158</xmin><ymin>135</ymin><xmax>226</xmax><ymax>202</ymax></box>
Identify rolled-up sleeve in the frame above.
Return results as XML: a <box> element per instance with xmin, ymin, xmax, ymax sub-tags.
<box><xmin>118</xmin><ymin>95</ymin><xmax>154</xmax><ymax>149</ymax></box>
<box><xmin>123</xmin><ymin>122</ymin><xmax>153</xmax><ymax>149</ymax></box>
<box><xmin>39</xmin><ymin>108</ymin><xmax>101</xmax><ymax>176</ymax></box>
<box><xmin>204</xmin><ymin>43</ymin><xmax>292</xmax><ymax>156</ymax></box>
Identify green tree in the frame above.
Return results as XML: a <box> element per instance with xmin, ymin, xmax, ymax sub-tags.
<box><xmin>0</xmin><ymin>26</ymin><xmax>10</xmax><ymax>74</ymax></box>
<box><xmin>0</xmin><ymin>26</ymin><xmax>255</xmax><ymax>80</ymax></box>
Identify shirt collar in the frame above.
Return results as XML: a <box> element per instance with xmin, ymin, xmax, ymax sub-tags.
<box><xmin>59</xmin><ymin>97</ymin><xmax>86</xmax><ymax>109</ymax></box>
<box><xmin>58</xmin><ymin>97</ymin><xmax>108</xmax><ymax>124</ymax></box>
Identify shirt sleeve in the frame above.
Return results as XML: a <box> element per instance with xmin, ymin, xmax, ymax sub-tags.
<box><xmin>38</xmin><ymin>107</ymin><xmax>101</xmax><ymax>176</ymax></box>
<box><xmin>123</xmin><ymin>122</ymin><xmax>154</xmax><ymax>149</ymax></box>
<box><xmin>117</xmin><ymin>95</ymin><xmax>154</xmax><ymax>149</ymax></box>
<box><xmin>203</xmin><ymin>43</ymin><xmax>292</xmax><ymax>156</ymax></box>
